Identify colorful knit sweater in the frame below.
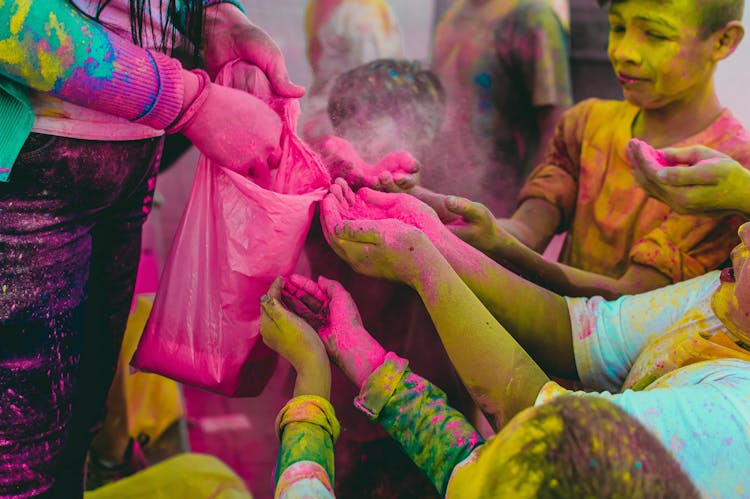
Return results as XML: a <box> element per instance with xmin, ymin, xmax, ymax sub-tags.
<box><xmin>0</xmin><ymin>0</ymin><xmax>243</xmax><ymax>181</ymax></box>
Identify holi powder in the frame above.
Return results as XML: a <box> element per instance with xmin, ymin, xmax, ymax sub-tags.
<box><xmin>629</xmin><ymin>138</ymin><xmax>673</xmax><ymax>169</ymax></box>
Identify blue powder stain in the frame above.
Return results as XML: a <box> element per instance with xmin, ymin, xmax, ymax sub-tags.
<box><xmin>474</xmin><ymin>72</ymin><xmax>492</xmax><ymax>89</ymax></box>
<box><xmin>589</xmin><ymin>459</ymin><xmax>597</xmax><ymax>468</ymax></box>
<box><xmin>634</xmin><ymin>461</ymin><xmax>642</xmax><ymax>469</ymax></box>
<box><xmin>388</xmin><ymin>68</ymin><xmax>398</xmax><ymax>79</ymax></box>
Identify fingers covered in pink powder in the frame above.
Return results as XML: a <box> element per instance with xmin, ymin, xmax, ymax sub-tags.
<box><xmin>279</xmin><ymin>273</ymin><xmax>386</xmax><ymax>388</ymax></box>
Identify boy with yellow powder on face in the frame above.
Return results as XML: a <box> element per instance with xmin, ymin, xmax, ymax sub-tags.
<box><xmin>430</xmin><ymin>0</ymin><xmax>749</xmax><ymax>300</ymax></box>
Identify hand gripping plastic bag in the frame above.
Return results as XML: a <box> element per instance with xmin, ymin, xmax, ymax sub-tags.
<box><xmin>132</xmin><ymin>61</ymin><xmax>330</xmax><ymax>396</ymax></box>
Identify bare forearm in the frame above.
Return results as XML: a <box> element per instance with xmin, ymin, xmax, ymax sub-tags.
<box><xmin>486</xmin><ymin>236</ymin><xmax>670</xmax><ymax>300</ymax></box>
<box><xmin>433</xmin><ymin>233</ymin><xmax>576</xmax><ymax>378</ymax></box>
<box><xmin>293</xmin><ymin>355</ymin><xmax>331</xmax><ymax>399</ymax></box>
<box><xmin>410</xmin><ymin>245</ymin><xmax>549</xmax><ymax>428</ymax></box>
<box><xmin>498</xmin><ymin>198</ymin><xmax>562</xmax><ymax>252</ymax></box>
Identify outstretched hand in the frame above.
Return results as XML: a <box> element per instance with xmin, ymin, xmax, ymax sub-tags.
<box><xmin>444</xmin><ymin>196</ymin><xmax>513</xmax><ymax>254</ymax></box>
<box><xmin>281</xmin><ymin>275</ymin><xmax>386</xmax><ymax>388</ymax></box>
<box><xmin>260</xmin><ymin>277</ymin><xmax>329</xmax><ymax>397</ymax></box>
<box><xmin>320</xmin><ymin>136</ymin><xmax>420</xmax><ymax>191</ymax></box>
<box><xmin>319</xmin><ymin>180</ymin><xmax>443</xmax><ymax>285</ymax></box>
<box><xmin>203</xmin><ymin>3</ymin><xmax>305</xmax><ymax>98</ymax></box>
<box><xmin>628</xmin><ymin>140</ymin><xmax>750</xmax><ymax>218</ymax></box>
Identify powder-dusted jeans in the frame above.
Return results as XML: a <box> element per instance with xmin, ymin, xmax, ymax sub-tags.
<box><xmin>0</xmin><ymin>134</ymin><xmax>163</xmax><ymax>498</ymax></box>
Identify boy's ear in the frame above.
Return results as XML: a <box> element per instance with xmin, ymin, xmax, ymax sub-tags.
<box><xmin>712</xmin><ymin>21</ymin><xmax>745</xmax><ymax>61</ymax></box>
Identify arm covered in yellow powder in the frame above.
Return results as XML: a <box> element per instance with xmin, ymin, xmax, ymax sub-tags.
<box><xmin>446</xmin><ymin>195</ymin><xmax>672</xmax><ymax>300</ymax></box>
<box><xmin>258</xmin><ymin>278</ymin><xmax>337</xmax><ymax>499</ymax></box>
<box><xmin>320</xmin><ymin>181</ymin><xmax>577</xmax><ymax>380</ymax></box>
<box><xmin>320</xmin><ymin>192</ymin><xmax>551</xmax><ymax>428</ymax></box>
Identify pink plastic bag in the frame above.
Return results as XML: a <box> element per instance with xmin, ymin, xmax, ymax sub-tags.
<box><xmin>132</xmin><ymin>61</ymin><xmax>330</xmax><ymax>396</ymax></box>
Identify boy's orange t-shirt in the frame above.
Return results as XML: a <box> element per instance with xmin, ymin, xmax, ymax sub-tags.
<box><xmin>518</xmin><ymin>98</ymin><xmax>750</xmax><ymax>283</ymax></box>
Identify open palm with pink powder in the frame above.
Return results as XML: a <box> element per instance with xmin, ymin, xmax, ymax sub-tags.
<box><xmin>281</xmin><ymin>274</ymin><xmax>387</xmax><ymax>389</ymax></box>
<box><xmin>320</xmin><ymin>136</ymin><xmax>420</xmax><ymax>191</ymax></box>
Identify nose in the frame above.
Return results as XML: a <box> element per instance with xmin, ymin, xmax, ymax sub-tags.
<box><xmin>609</xmin><ymin>30</ymin><xmax>644</xmax><ymax>67</ymax></box>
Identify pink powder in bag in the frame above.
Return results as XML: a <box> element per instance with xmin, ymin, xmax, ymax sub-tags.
<box><xmin>131</xmin><ymin>61</ymin><xmax>330</xmax><ymax>396</ymax></box>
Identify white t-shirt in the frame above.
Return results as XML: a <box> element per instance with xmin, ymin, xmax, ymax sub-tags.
<box><xmin>540</xmin><ymin>272</ymin><xmax>750</xmax><ymax>498</ymax></box>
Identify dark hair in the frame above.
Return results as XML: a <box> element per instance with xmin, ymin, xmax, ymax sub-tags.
<box><xmin>486</xmin><ymin>396</ymin><xmax>700</xmax><ymax>498</ymax></box>
<box><xmin>92</xmin><ymin>0</ymin><xmax>204</xmax><ymax>62</ymax></box>
<box><xmin>327</xmin><ymin>59</ymin><xmax>445</xmax><ymax>142</ymax></box>
<box><xmin>598</xmin><ymin>0</ymin><xmax>744</xmax><ymax>38</ymax></box>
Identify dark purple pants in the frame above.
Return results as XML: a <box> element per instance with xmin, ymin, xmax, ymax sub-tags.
<box><xmin>0</xmin><ymin>134</ymin><xmax>163</xmax><ymax>498</ymax></box>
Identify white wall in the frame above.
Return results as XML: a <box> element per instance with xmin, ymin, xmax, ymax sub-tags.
<box><xmin>244</xmin><ymin>0</ymin><xmax>435</xmax><ymax>89</ymax></box>
<box><xmin>715</xmin><ymin>7</ymin><xmax>750</xmax><ymax>128</ymax></box>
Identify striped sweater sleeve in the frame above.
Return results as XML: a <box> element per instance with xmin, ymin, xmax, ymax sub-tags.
<box><xmin>0</xmin><ymin>0</ymin><xmax>184</xmax><ymax>130</ymax></box>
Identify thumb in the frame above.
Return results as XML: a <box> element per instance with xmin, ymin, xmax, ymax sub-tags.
<box><xmin>445</xmin><ymin>196</ymin><xmax>486</xmax><ymax>222</ymax></box>
<box><xmin>260</xmin><ymin>294</ymin><xmax>283</xmax><ymax>323</ymax></box>
<box><xmin>334</xmin><ymin>220</ymin><xmax>383</xmax><ymax>244</ymax></box>
<box><xmin>317</xmin><ymin>275</ymin><xmax>346</xmax><ymax>300</ymax></box>
<box><xmin>266</xmin><ymin>60</ymin><xmax>306</xmax><ymax>99</ymax></box>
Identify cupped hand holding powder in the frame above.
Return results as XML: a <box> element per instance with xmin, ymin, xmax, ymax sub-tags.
<box><xmin>628</xmin><ymin>141</ymin><xmax>750</xmax><ymax>218</ymax></box>
<box><xmin>281</xmin><ymin>274</ymin><xmax>387</xmax><ymax>389</ymax></box>
<box><xmin>260</xmin><ymin>277</ymin><xmax>330</xmax><ymax>398</ymax></box>
<box><xmin>320</xmin><ymin>136</ymin><xmax>420</xmax><ymax>191</ymax></box>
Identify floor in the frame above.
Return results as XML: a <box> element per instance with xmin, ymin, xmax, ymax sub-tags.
<box><xmin>182</xmin><ymin>362</ymin><xmax>296</xmax><ymax>499</ymax></box>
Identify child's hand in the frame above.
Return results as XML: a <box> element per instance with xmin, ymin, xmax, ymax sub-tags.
<box><xmin>260</xmin><ymin>277</ymin><xmax>330</xmax><ymax>397</ymax></box>
<box><xmin>320</xmin><ymin>137</ymin><xmax>420</xmax><ymax>191</ymax></box>
<box><xmin>628</xmin><ymin>142</ymin><xmax>750</xmax><ymax>218</ymax></box>
<box><xmin>444</xmin><ymin>196</ymin><xmax>518</xmax><ymax>254</ymax></box>
<box><xmin>281</xmin><ymin>275</ymin><xmax>387</xmax><ymax>388</ymax></box>
<box><xmin>332</xmin><ymin>219</ymin><xmax>431</xmax><ymax>286</ymax></box>
<box><xmin>371</xmin><ymin>151</ymin><xmax>421</xmax><ymax>192</ymax></box>
<box><xmin>320</xmin><ymin>186</ymin><xmax>438</xmax><ymax>285</ymax></box>
<box><xmin>322</xmin><ymin>178</ymin><xmax>452</xmax><ymax>244</ymax></box>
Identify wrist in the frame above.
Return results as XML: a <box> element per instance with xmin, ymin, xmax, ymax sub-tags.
<box><xmin>181</xmin><ymin>69</ymin><xmax>201</xmax><ymax>110</ymax></box>
<box><xmin>411</xmin><ymin>243</ymin><xmax>454</xmax><ymax>296</ymax></box>
<box><xmin>352</xmin><ymin>340</ymin><xmax>387</xmax><ymax>389</ymax></box>
<box><xmin>294</xmin><ymin>354</ymin><xmax>331</xmax><ymax>399</ymax></box>
<box><xmin>167</xmin><ymin>69</ymin><xmax>211</xmax><ymax>135</ymax></box>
